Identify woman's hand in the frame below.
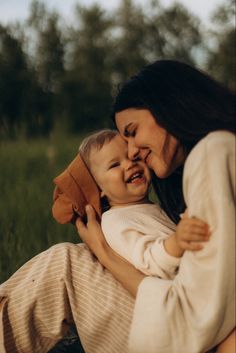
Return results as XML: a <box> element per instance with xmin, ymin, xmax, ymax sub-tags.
<box><xmin>76</xmin><ymin>205</ymin><xmax>145</xmax><ymax>298</ymax></box>
<box><xmin>76</xmin><ymin>205</ymin><xmax>108</xmax><ymax>261</ymax></box>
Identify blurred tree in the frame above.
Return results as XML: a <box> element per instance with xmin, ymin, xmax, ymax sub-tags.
<box><xmin>111</xmin><ymin>0</ymin><xmax>203</xmax><ymax>87</ymax></box>
<box><xmin>28</xmin><ymin>3</ymin><xmax>64</xmax><ymax>93</ymax></box>
<box><xmin>111</xmin><ymin>0</ymin><xmax>148</xmax><ymax>82</ymax></box>
<box><xmin>144</xmin><ymin>1</ymin><xmax>203</xmax><ymax>65</ymax></box>
<box><xmin>22</xmin><ymin>79</ymin><xmax>54</xmax><ymax>137</ymax></box>
<box><xmin>0</xmin><ymin>25</ymin><xmax>32</xmax><ymax>137</ymax></box>
<box><xmin>61</xmin><ymin>4</ymin><xmax>113</xmax><ymax>132</ymax></box>
<box><xmin>27</xmin><ymin>0</ymin><xmax>65</xmax><ymax>135</ymax></box>
<box><xmin>207</xmin><ymin>0</ymin><xmax>235</xmax><ymax>90</ymax></box>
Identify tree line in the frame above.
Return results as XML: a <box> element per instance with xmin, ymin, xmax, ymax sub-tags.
<box><xmin>0</xmin><ymin>0</ymin><xmax>235</xmax><ymax>138</ymax></box>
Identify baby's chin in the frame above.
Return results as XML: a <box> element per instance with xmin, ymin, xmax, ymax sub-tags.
<box><xmin>129</xmin><ymin>192</ymin><xmax>150</xmax><ymax>204</ymax></box>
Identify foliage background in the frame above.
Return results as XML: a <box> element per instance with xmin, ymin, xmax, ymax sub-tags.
<box><xmin>0</xmin><ymin>0</ymin><xmax>235</xmax><ymax>282</ymax></box>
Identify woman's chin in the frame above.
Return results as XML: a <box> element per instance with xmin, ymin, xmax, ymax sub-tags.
<box><xmin>155</xmin><ymin>171</ymin><xmax>170</xmax><ymax>179</ymax></box>
<box><xmin>147</xmin><ymin>160</ymin><xmax>170</xmax><ymax>179</ymax></box>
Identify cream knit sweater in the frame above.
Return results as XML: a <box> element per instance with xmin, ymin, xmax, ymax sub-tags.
<box><xmin>129</xmin><ymin>131</ymin><xmax>235</xmax><ymax>353</ymax></box>
<box><xmin>101</xmin><ymin>204</ymin><xmax>179</xmax><ymax>278</ymax></box>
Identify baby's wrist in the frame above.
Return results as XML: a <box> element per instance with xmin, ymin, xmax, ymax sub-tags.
<box><xmin>172</xmin><ymin>233</ymin><xmax>185</xmax><ymax>257</ymax></box>
<box><xmin>164</xmin><ymin>233</ymin><xmax>184</xmax><ymax>258</ymax></box>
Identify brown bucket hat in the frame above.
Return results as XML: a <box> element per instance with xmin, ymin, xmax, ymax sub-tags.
<box><xmin>52</xmin><ymin>154</ymin><xmax>102</xmax><ymax>224</ymax></box>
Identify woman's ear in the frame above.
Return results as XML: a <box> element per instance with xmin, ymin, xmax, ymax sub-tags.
<box><xmin>100</xmin><ymin>190</ymin><xmax>105</xmax><ymax>198</ymax></box>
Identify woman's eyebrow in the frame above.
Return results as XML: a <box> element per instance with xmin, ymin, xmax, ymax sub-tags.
<box><xmin>124</xmin><ymin>123</ymin><xmax>132</xmax><ymax>137</ymax></box>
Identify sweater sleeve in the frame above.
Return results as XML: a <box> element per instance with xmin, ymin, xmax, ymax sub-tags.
<box><xmin>129</xmin><ymin>131</ymin><xmax>235</xmax><ymax>353</ymax></box>
<box><xmin>101</xmin><ymin>211</ymin><xmax>180</xmax><ymax>279</ymax></box>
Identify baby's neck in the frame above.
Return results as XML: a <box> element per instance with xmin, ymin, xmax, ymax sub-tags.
<box><xmin>110</xmin><ymin>197</ymin><xmax>152</xmax><ymax>209</ymax></box>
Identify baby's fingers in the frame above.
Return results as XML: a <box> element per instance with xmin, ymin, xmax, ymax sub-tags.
<box><xmin>188</xmin><ymin>224</ymin><xmax>210</xmax><ymax>237</ymax></box>
<box><xmin>183</xmin><ymin>233</ymin><xmax>210</xmax><ymax>242</ymax></box>
<box><xmin>186</xmin><ymin>218</ymin><xmax>210</xmax><ymax>232</ymax></box>
<box><xmin>184</xmin><ymin>222</ymin><xmax>211</xmax><ymax>237</ymax></box>
<box><xmin>180</xmin><ymin>241</ymin><xmax>204</xmax><ymax>251</ymax></box>
<box><xmin>182</xmin><ymin>231</ymin><xmax>210</xmax><ymax>244</ymax></box>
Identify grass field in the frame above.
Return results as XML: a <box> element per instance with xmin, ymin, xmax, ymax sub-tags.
<box><xmin>0</xmin><ymin>134</ymin><xmax>88</xmax><ymax>283</ymax></box>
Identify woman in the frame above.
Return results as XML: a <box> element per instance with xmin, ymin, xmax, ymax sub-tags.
<box><xmin>0</xmin><ymin>60</ymin><xmax>235</xmax><ymax>353</ymax></box>
<box><xmin>77</xmin><ymin>60</ymin><xmax>235</xmax><ymax>352</ymax></box>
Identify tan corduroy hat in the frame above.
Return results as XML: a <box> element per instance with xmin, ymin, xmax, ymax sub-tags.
<box><xmin>52</xmin><ymin>154</ymin><xmax>102</xmax><ymax>224</ymax></box>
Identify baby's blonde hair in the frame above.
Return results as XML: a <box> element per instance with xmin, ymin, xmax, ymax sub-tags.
<box><xmin>79</xmin><ymin>129</ymin><xmax>119</xmax><ymax>169</ymax></box>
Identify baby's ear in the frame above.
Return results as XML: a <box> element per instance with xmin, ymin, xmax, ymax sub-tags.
<box><xmin>100</xmin><ymin>190</ymin><xmax>105</xmax><ymax>198</ymax></box>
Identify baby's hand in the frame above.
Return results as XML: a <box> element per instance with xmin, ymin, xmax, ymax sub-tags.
<box><xmin>175</xmin><ymin>212</ymin><xmax>210</xmax><ymax>251</ymax></box>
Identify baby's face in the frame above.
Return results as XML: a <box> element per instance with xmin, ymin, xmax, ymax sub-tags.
<box><xmin>89</xmin><ymin>135</ymin><xmax>151</xmax><ymax>207</ymax></box>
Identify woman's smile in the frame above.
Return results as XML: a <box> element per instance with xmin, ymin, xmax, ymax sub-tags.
<box><xmin>115</xmin><ymin>108</ymin><xmax>185</xmax><ymax>178</ymax></box>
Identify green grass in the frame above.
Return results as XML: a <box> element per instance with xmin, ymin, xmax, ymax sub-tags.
<box><xmin>0</xmin><ymin>134</ymin><xmax>88</xmax><ymax>283</ymax></box>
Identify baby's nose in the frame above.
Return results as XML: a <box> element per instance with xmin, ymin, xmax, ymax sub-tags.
<box><xmin>124</xmin><ymin>158</ymin><xmax>136</xmax><ymax>170</ymax></box>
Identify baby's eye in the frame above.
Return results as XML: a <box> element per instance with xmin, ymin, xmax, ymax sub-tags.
<box><xmin>109</xmin><ymin>162</ymin><xmax>120</xmax><ymax>169</ymax></box>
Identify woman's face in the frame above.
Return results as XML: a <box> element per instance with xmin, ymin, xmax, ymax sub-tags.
<box><xmin>115</xmin><ymin>108</ymin><xmax>185</xmax><ymax>178</ymax></box>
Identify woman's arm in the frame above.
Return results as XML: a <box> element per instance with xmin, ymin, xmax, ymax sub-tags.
<box><xmin>76</xmin><ymin>205</ymin><xmax>145</xmax><ymax>298</ymax></box>
<box><xmin>129</xmin><ymin>132</ymin><xmax>235</xmax><ymax>353</ymax></box>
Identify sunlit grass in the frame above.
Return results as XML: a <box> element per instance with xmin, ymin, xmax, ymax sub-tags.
<box><xmin>0</xmin><ymin>134</ymin><xmax>87</xmax><ymax>282</ymax></box>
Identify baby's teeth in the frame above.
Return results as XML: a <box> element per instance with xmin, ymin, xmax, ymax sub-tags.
<box><xmin>131</xmin><ymin>173</ymin><xmax>142</xmax><ymax>181</ymax></box>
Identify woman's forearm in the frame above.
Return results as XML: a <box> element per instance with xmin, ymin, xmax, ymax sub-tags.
<box><xmin>97</xmin><ymin>242</ymin><xmax>145</xmax><ymax>298</ymax></box>
<box><xmin>76</xmin><ymin>207</ymin><xmax>145</xmax><ymax>298</ymax></box>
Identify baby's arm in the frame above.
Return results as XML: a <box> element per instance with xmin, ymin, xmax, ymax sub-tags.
<box><xmin>101</xmin><ymin>211</ymin><xmax>180</xmax><ymax>279</ymax></box>
<box><xmin>164</xmin><ymin>212</ymin><xmax>210</xmax><ymax>257</ymax></box>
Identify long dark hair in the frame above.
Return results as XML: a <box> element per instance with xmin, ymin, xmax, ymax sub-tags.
<box><xmin>111</xmin><ymin>60</ymin><xmax>235</xmax><ymax>223</ymax></box>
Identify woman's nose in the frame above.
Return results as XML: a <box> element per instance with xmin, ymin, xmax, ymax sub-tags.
<box><xmin>138</xmin><ymin>149</ymin><xmax>149</xmax><ymax>161</ymax></box>
<box><xmin>127</xmin><ymin>139</ymin><xmax>140</xmax><ymax>161</ymax></box>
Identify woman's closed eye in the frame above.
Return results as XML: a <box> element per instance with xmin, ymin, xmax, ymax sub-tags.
<box><xmin>124</xmin><ymin>126</ymin><xmax>136</xmax><ymax>138</ymax></box>
<box><xmin>129</xmin><ymin>129</ymin><xmax>136</xmax><ymax>137</ymax></box>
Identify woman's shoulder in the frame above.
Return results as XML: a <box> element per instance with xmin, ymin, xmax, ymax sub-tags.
<box><xmin>202</xmin><ymin>130</ymin><xmax>234</xmax><ymax>145</ymax></box>
<box><xmin>184</xmin><ymin>130</ymin><xmax>235</xmax><ymax>178</ymax></box>
<box><xmin>188</xmin><ymin>130</ymin><xmax>235</xmax><ymax>161</ymax></box>
<box><xmin>183</xmin><ymin>130</ymin><xmax>235</xmax><ymax>206</ymax></box>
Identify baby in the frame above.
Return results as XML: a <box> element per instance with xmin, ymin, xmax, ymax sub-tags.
<box><xmin>78</xmin><ymin>129</ymin><xmax>209</xmax><ymax>278</ymax></box>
